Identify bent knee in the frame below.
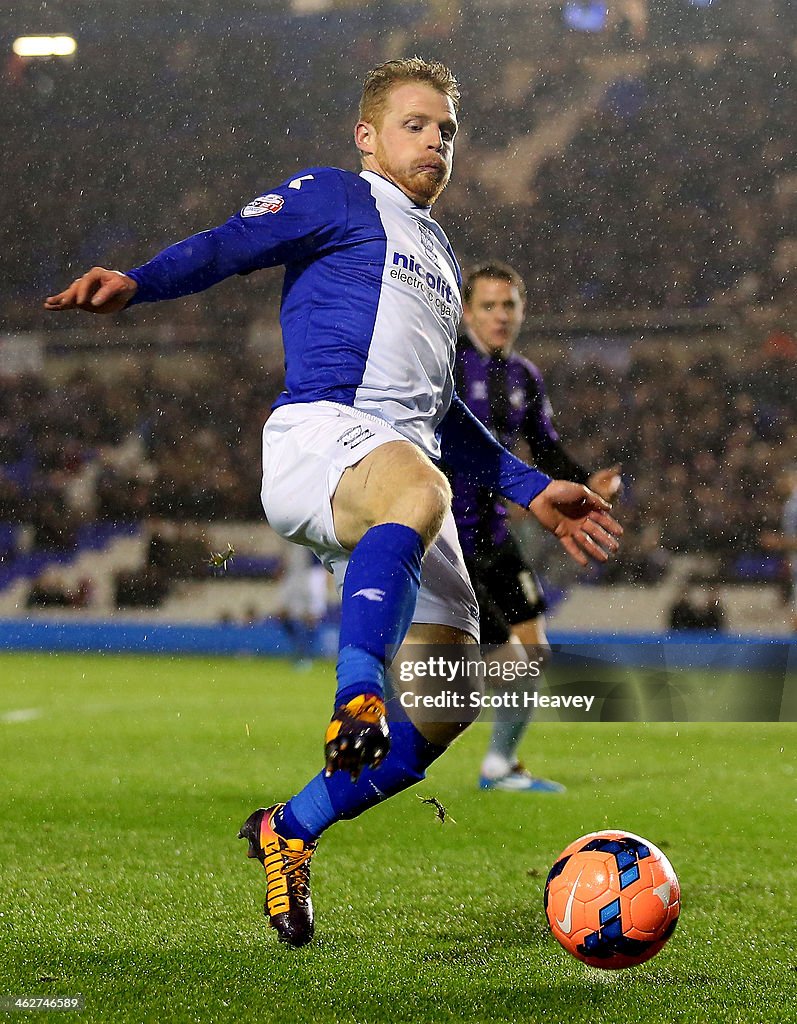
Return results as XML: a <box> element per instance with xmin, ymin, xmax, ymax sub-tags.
<box><xmin>414</xmin><ymin>470</ymin><xmax>451</xmax><ymax>542</ymax></box>
<box><xmin>387</xmin><ymin>466</ymin><xmax>451</xmax><ymax>547</ymax></box>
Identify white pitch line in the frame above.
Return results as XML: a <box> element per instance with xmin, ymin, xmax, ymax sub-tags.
<box><xmin>1</xmin><ymin>708</ymin><xmax>42</xmax><ymax>724</ymax></box>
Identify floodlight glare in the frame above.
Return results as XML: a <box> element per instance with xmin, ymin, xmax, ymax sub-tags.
<box><xmin>12</xmin><ymin>36</ymin><xmax>77</xmax><ymax>58</ymax></box>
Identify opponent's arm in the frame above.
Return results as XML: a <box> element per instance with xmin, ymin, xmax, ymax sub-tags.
<box><xmin>520</xmin><ymin>362</ymin><xmax>590</xmax><ymax>482</ymax></box>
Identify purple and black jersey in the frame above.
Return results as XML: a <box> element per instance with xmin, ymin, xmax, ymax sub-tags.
<box><xmin>448</xmin><ymin>333</ymin><xmax>589</xmax><ymax>557</ymax></box>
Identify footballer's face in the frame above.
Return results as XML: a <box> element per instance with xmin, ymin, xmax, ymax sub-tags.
<box><xmin>355</xmin><ymin>81</ymin><xmax>457</xmax><ymax>206</ymax></box>
<box><xmin>463</xmin><ymin>277</ymin><xmax>525</xmax><ymax>356</ymax></box>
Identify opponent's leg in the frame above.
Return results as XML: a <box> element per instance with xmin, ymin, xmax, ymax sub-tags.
<box><xmin>479</xmin><ymin>616</ymin><xmax>564</xmax><ymax>793</ymax></box>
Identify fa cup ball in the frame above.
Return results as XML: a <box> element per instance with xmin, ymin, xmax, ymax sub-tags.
<box><xmin>544</xmin><ymin>830</ymin><xmax>680</xmax><ymax>969</ymax></box>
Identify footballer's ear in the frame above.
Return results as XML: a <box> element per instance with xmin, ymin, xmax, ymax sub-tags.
<box><xmin>354</xmin><ymin>120</ymin><xmax>376</xmax><ymax>155</ymax></box>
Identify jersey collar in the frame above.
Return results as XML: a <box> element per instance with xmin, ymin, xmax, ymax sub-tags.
<box><xmin>360</xmin><ymin>170</ymin><xmax>433</xmax><ymax>213</ymax></box>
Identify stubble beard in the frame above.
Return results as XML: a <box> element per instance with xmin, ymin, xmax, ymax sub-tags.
<box><xmin>413</xmin><ymin>169</ymin><xmax>449</xmax><ymax>206</ymax></box>
<box><xmin>377</xmin><ymin>147</ymin><xmax>450</xmax><ymax>205</ymax></box>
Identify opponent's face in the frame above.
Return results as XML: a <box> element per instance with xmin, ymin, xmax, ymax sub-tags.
<box><xmin>463</xmin><ymin>277</ymin><xmax>525</xmax><ymax>356</ymax></box>
<box><xmin>356</xmin><ymin>82</ymin><xmax>457</xmax><ymax>206</ymax></box>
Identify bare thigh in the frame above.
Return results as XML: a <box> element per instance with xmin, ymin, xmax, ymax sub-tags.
<box><xmin>332</xmin><ymin>440</ymin><xmax>451</xmax><ymax>552</ymax></box>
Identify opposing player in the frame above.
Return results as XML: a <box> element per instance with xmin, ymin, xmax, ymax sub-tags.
<box><xmin>45</xmin><ymin>59</ymin><xmax>622</xmax><ymax>947</ymax></box>
<box><xmin>450</xmin><ymin>262</ymin><xmax>622</xmax><ymax>792</ymax></box>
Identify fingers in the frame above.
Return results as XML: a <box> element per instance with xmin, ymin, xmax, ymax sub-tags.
<box><xmin>44</xmin><ymin>273</ymin><xmax>99</xmax><ymax>311</ymax></box>
<box><xmin>555</xmin><ymin>487</ymin><xmax>612</xmax><ymax>517</ymax></box>
<box><xmin>74</xmin><ymin>274</ymin><xmax>101</xmax><ymax>307</ymax></box>
<box><xmin>581</xmin><ymin>490</ymin><xmax>611</xmax><ymax>512</ymax></box>
<box><xmin>90</xmin><ymin>280</ymin><xmax>124</xmax><ymax>307</ymax></box>
<box><xmin>581</xmin><ymin>516</ymin><xmax>620</xmax><ymax>556</ymax></box>
<box><xmin>44</xmin><ymin>282</ymin><xmax>80</xmax><ymax>310</ymax></box>
<box><xmin>559</xmin><ymin>526</ymin><xmax>611</xmax><ymax>566</ymax></box>
<box><xmin>587</xmin><ymin>508</ymin><xmax>624</xmax><ymax>538</ymax></box>
<box><xmin>537</xmin><ymin>481</ymin><xmax>624</xmax><ymax>566</ymax></box>
<box><xmin>558</xmin><ymin>512</ymin><xmax>622</xmax><ymax>566</ymax></box>
<box><xmin>44</xmin><ymin>268</ymin><xmax>132</xmax><ymax>314</ymax></box>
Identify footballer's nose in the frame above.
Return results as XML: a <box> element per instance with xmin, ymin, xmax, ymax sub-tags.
<box><xmin>426</xmin><ymin>127</ymin><xmax>444</xmax><ymax>151</ymax></box>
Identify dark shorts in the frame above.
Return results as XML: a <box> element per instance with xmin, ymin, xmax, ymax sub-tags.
<box><xmin>464</xmin><ymin>534</ymin><xmax>547</xmax><ymax>648</ymax></box>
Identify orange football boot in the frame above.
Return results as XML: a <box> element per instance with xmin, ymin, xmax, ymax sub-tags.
<box><xmin>238</xmin><ymin>804</ymin><xmax>316</xmax><ymax>947</ymax></box>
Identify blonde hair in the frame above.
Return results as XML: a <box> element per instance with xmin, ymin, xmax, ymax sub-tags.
<box><xmin>359</xmin><ymin>57</ymin><xmax>460</xmax><ymax>127</ymax></box>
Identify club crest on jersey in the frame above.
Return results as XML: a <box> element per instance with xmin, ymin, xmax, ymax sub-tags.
<box><xmin>241</xmin><ymin>194</ymin><xmax>284</xmax><ymax>217</ymax></box>
<box><xmin>417</xmin><ymin>221</ymin><xmax>439</xmax><ymax>265</ymax></box>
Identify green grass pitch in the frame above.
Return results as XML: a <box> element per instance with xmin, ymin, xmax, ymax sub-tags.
<box><xmin>1</xmin><ymin>651</ymin><xmax>795</xmax><ymax>1023</ymax></box>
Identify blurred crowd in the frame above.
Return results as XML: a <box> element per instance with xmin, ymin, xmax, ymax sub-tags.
<box><xmin>0</xmin><ymin>350</ymin><xmax>275</xmax><ymax>544</ymax></box>
<box><xmin>455</xmin><ymin>44</ymin><xmax>796</xmax><ymax>314</ymax></box>
<box><xmin>540</xmin><ymin>338</ymin><xmax>797</xmax><ymax>582</ymax></box>
<box><xmin>2</xmin><ymin>3</ymin><xmax>794</xmax><ymax>328</ymax></box>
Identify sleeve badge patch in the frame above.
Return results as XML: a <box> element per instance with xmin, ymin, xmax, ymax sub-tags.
<box><xmin>241</xmin><ymin>194</ymin><xmax>285</xmax><ymax>217</ymax></box>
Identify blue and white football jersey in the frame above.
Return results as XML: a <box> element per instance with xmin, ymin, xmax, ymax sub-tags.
<box><xmin>126</xmin><ymin>165</ymin><xmax>550</xmax><ymax>506</ymax></box>
<box><xmin>127</xmin><ymin>167</ymin><xmax>462</xmax><ymax>458</ymax></box>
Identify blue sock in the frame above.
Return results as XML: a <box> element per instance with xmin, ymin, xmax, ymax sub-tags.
<box><xmin>335</xmin><ymin>523</ymin><xmax>424</xmax><ymax>707</ymax></box>
<box><xmin>276</xmin><ymin>720</ymin><xmax>445</xmax><ymax>842</ymax></box>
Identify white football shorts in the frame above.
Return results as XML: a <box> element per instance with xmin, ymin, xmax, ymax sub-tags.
<box><xmin>261</xmin><ymin>401</ymin><xmax>479</xmax><ymax>641</ymax></box>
